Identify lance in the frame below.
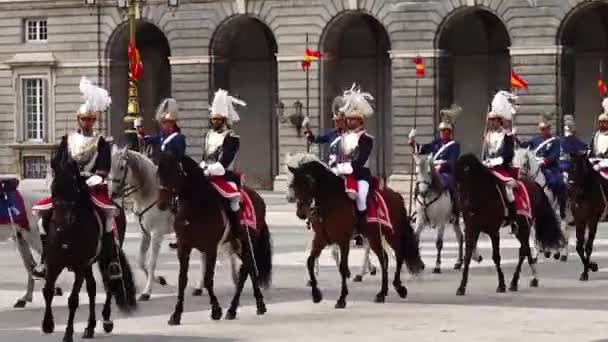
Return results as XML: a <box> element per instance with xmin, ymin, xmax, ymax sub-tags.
<box><xmin>305</xmin><ymin>32</ymin><xmax>311</xmax><ymax>153</ymax></box>
<box><xmin>408</xmin><ymin>56</ymin><xmax>424</xmax><ymax>214</ymax></box>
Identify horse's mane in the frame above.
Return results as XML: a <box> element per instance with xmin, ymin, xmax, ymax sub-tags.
<box><xmin>51</xmin><ymin>159</ymin><xmax>94</xmax><ymax>211</ymax></box>
<box><xmin>418</xmin><ymin>154</ymin><xmax>444</xmax><ymax>192</ymax></box>
<box><xmin>179</xmin><ymin>155</ymin><xmax>223</xmax><ymax>208</ymax></box>
<box><xmin>571</xmin><ymin>153</ymin><xmax>600</xmax><ymax>193</ymax></box>
<box><xmin>124</xmin><ymin>149</ymin><xmax>158</xmax><ymax>199</ymax></box>
<box><xmin>285</xmin><ymin>152</ymin><xmax>329</xmax><ymax>170</ymax></box>
<box><xmin>454</xmin><ymin>153</ymin><xmax>500</xmax><ymax>191</ymax></box>
<box><xmin>286</xmin><ymin>152</ymin><xmax>346</xmax><ymax>199</ymax></box>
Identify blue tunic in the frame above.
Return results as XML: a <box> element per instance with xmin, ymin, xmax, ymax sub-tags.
<box><xmin>417</xmin><ymin>139</ymin><xmax>460</xmax><ymax>190</ymax></box>
<box><xmin>308</xmin><ymin>129</ymin><xmax>343</xmax><ymax>167</ymax></box>
<box><xmin>145</xmin><ymin>132</ymin><xmax>186</xmax><ymax>159</ymax></box>
<box><xmin>520</xmin><ymin>135</ymin><xmax>562</xmax><ymax>191</ymax></box>
<box><xmin>559</xmin><ymin>135</ymin><xmax>588</xmax><ymax>172</ymax></box>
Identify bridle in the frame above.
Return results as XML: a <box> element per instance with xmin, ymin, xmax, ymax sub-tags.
<box><xmin>108</xmin><ymin>152</ymin><xmax>138</xmax><ymax>205</ymax></box>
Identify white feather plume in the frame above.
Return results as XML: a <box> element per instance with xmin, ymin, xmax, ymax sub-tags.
<box><xmin>489</xmin><ymin>90</ymin><xmax>517</xmax><ymax>121</ymax></box>
<box><xmin>155</xmin><ymin>98</ymin><xmax>179</xmax><ymax>121</ymax></box>
<box><xmin>210</xmin><ymin>89</ymin><xmax>246</xmax><ymax>124</ymax></box>
<box><xmin>602</xmin><ymin>98</ymin><xmax>608</xmax><ymax>114</ymax></box>
<box><xmin>339</xmin><ymin>83</ymin><xmax>374</xmax><ymax>117</ymax></box>
<box><xmin>79</xmin><ymin>76</ymin><xmax>111</xmax><ymax>113</ymax></box>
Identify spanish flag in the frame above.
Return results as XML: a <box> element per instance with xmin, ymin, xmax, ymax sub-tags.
<box><xmin>511</xmin><ymin>70</ymin><xmax>528</xmax><ymax>89</ymax></box>
<box><xmin>599</xmin><ymin>76</ymin><xmax>608</xmax><ymax>96</ymax></box>
<box><xmin>413</xmin><ymin>57</ymin><xmax>425</xmax><ymax>78</ymax></box>
<box><xmin>128</xmin><ymin>40</ymin><xmax>143</xmax><ymax>81</ymax></box>
<box><xmin>301</xmin><ymin>48</ymin><xmax>321</xmax><ymax>71</ymax></box>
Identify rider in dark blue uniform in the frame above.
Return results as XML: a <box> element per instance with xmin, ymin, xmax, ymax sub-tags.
<box><xmin>305</xmin><ymin>96</ymin><xmax>346</xmax><ymax>168</ymax></box>
<box><xmin>140</xmin><ymin>98</ymin><xmax>186</xmax><ymax>160</ymax></box>
<box><xmin>560</xmin><ymin>115</ymin><xmax>588</xmax><ymax>173</ymax></box>
<box><xmin>519</xmin><ymin>112</ymin><xmax>566</xmax><ymax>218</ymax></box>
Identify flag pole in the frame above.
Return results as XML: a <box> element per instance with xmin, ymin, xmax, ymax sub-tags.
<box><xmin>306</xmin><ymin>32</ymin><xmax>311</xmax><ymax>153</ymax></box>
<box><xmin>408</xmin><ymin>60</ymin><xmax>420</xmax><ymax>215</ymax></box>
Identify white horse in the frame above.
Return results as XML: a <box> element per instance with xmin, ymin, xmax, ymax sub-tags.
<box><xmin>0</xmin><ymin>182</ymin><xmax>63</xmax><ymax>307</ymax></box>
<box><xmin>414</xmin><ymin>154</ymin><xmax>482</xmax><ymax>273</ymax></box>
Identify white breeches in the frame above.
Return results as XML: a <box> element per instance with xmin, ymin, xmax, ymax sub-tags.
<box><xmin>356</xmin><ymin>180</ymin><xmax>369</xmax><ymax>211</ymax></box>
<box><xmin>228</xmin><ymin>181</ymin><xmax>241</xmax><ymax>212</ymax></box>
<box><xmin>504</xmin><ymin>180</ymin><xmax>516</xmax><ymax>203</ymax></box>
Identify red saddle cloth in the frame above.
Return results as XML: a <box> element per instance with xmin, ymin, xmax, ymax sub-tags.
<box><xmin>489</xmin><ymin>168</ymin><xmax>532</xmax><ymax>219</ymax></box>
<box><xmin>0</xmin><ymin>190</ymin><xmax>29</xmax><ymax>230</ymax></box>
<box><xmin>209</xmin><ymin>176</ymin><xmax>257</xmax><ymax>231</ymax></box>
<box><xmin>344</xmin><ymin>175</ymin><xmax>393</xmax><ymax>229</ymax></box>
<box><xmin>599</xmin><ymin>169</ymin><xmax>608</xmax><ymax>181</ymax></box>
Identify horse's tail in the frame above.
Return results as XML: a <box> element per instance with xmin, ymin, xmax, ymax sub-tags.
<box><xmin>253</xmin><ymin>222</ymin><xmax>273</xmax><ymax>289</ymax></box>
<box><xmin>99</xmin><ymin>248</ymin><xmax>137</xmax><ymax>314</ymax></box>
<box><xmin>399</xmin><ymin>212</ymin><xmax>425</xmax><ymax>275</ymax></box>
<box><xmin>530</xmin><ymin>183</ymin><xmax>565</xmax><ymax>251</ymax></box>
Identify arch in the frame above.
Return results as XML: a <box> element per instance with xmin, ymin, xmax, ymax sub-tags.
<box><xmin>106</xmin><ymin>21</ymin><xmax>171</xmax><ymax>145</ymax></box>
<box><xmin>319</xmin><ymin>11</ymin><xmax>392</xmax><ymax>178</ymax></box>
<box><xmin>557</xmin><ymin>1</ymin><xmax>608</xmax><ymax>139</ymax></box>
<box><xmin>435</xmin><ymin>7</ymin><xmax>511</xmax><ymax>156</ymax></box>
<box><xmin>209</xmin><ymin>15</ymin><xmax>278</xmax><ymax>189</ymax></box>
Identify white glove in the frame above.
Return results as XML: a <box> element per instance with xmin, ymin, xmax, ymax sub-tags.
<box><xmin>206</xmin><ymin>162</ymin><xmax>226</xmax><ymax>176</ymax></box>
<box><xmin>199</xmin><ymin>161</ymin><xmax>207</xmax><ymax>170</ymax></box>
<box><xmin>85</xmin><ymin>175</ymin><xmax>103</xmax><ymax>187</ymax></box>
<box><xmin>599</xmin><ymin>159</ymin><xmax>608</xmax><ymax>169</ymax></box>
<box><xmin>484</xmin><ymin>157</ymin><xmax>503</xmax><ymax>167</ymax></box>
<box><xmin>511</xmin><ymin>127</ymin><xmax>517</xmax><ymax>135</ymax></box>
<box><xmin>408</xmin><ymin>128</ymin><xmax>416</xmax><ymax>140</ymax></box>
<box><xmin>336</xmin><ymin>162</ymin><xmax>353</xmax><ymax>175</ymax></box>
<box><xmin>594</xmin><ymin>163</ymin><xmax>602</xmax><ymax>171</ymax></box>
<box><xmin>331</xmin><ymin>167</ymin><xmax>339</xmax><ymax>176</ymax></box>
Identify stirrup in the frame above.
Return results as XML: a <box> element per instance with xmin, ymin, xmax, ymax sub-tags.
<box><xmin>107</xmin><ymin>261</ymin><xmax>122</xmax><ymax>280</ymax></box>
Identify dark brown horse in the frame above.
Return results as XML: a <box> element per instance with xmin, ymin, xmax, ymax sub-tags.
<box><xmin>42</xmin><ymin>157</ymin><xmax>136</xmax><ymax>342</ymax></box>
<box><xmin>157</xmin><ymin>151</ymin><xmax>272</xmax><ymax>323</ymax></box>
<box><xmin>454</xmin><ymin>153</ymin><xmax>564</xmax><ymax>295</ymax></box>
<box><xmin>286</xmin><ymin>154</ymin><xmax>424</xmax><ymax>308</ymax></box>
<box><xmin>567</xmin><ymin>154</ymin><xmax>604</xmax><ymax>281</ymax></box>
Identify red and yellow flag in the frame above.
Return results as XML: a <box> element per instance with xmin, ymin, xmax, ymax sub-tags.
<box><xmin>128</xmin><ymin>40</ymin><xmax>143</xmax><ymax>81</ymax></box>
<box><xmin>413</xmin><ymin>57</ymin><xmax>425</xmax><ymax>78</ymax></box>
<box><xmin>301</xmin><ymin>48</ymin><xmax>322</xmax><ymax>71</ymax></box>
<box><xmin>599</xmin><ymin>76</ymin><xmax>608</xmax><ymax>96</ymax></box>
<box><xmin>511</xmin><ymin>70</ymin><xmax>528</xmax><ymax>89</ymax></box>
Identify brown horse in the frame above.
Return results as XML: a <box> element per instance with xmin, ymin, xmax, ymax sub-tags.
<box><xmin>567</xmin><ymin>154</ymin><xmax>604</xmax><ymax>281</ymax></box>
<box><xmin>157</xmin><ymin>151</ymin><xmax>272</xmax><ymax>323</ymax></box>
<box><xmin>286</xmin><ymin>153</ymin><xmax>424</xmax><ymax>308</ymax></box>
<box><xmin>454</xmin><ymin>153</ymin><xmax>564</xmax><ymax>295</ymax></box>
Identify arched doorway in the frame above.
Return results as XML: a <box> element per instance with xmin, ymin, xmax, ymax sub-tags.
<box><xmin>436</xmin><ymin>8</ymin><xmax>511</xmax><ymax>156</ymax></box>
<box><xmin>559</xmin><ymin>3</ymin><xmax>608</xmax><ymax>140</ymax></box>
<box><xmin>321</xmin><ymin>13</ymin><xmax>391</xmax><ymax>178</ymax></box>
<box><xmin>210</xmin><ymin>16</ymin><xmax>278</xmax><ymax>190</ymax></box>
<box><xmin>107</xmin><ymin>22</ymin><xmax>171</xmax><ymax>145</ymax></box>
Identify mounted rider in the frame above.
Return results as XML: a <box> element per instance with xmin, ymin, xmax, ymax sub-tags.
<box><xmin>305</xmin><ymin>95</ymin><xmax>346</xmax><ymax>169</ymax></box>
<box><xmin>589</xmin><ymin>98</ymin><xmax>608</xmax><ymax>177</ymax></box>
<box><xmin>408</xmin><ymin>104</ymin><xmax>462</xmax><ymax>217</ymax></box>
<box><xmin>200</xmin><ymin>89</ymin><xmax>246</xmax><ymax>234</ymax></box>
<box><xmin>482</xmin><ymin>90</ymin><xmax>519</xmax><ymax>234</ymax></box>
<box><xmin>141</xmin><ymin>98</ymin><xmax>186</xmax><ymax>160</ymax></box>
<box><xmin>560</xmin><ymin>115</ymin><xmax>589</xmax><ymax>174</ymax></box>
<box><xmin>32</xmin><ymin>77</ymin><xmax>119</xmax><ymax>279</ymax></box>
<box><xmin>332</xmin><ymin>84</ymin><xmax>374</xmax><ymax>237</ymax></box>
<box><xmin>519</xmin><ymin>112</ymin><xmax>567</xmax><ymax>219</ymax></box>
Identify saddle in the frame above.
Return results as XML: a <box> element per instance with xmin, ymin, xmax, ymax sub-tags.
<box><xmin>343</xmin><ymin>175</ymin><xmax>392</xmax><ymax>230</ymax></box>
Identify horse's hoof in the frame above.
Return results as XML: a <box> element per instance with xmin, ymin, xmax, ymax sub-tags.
<box><xmin>168</xmin><ymin>313</ymin><xmax>181</xmax><ymax>326</ymax></box>
<box><xmin>509</xmin><ymin>283</ymin><xmax>518</xmax><ymax>292</ymax></box>
<box><xmin>54</xmin><ymin>287</ymin><xmax>63</xmax><ymax>297</ymax></box>
<box><xmin>103</xmin><ymin>321</ymin><xmax>114</xmax><ymax>333</ymax></box>
<box><xmin>370</xmin><ymin>267</ymin><xmax>377</xmax><ymax>276</ymax></box>
<box><xmin>560</xmin><ymin>255</ymin><xmax>568</xmax><ymax>263</ymax></box>
<box><xmin>353</xmin><ymin>275</ymin><xmax>363</xmax><ymax>282</ymax></box>
<box><xmin>553</xmin><ymin>252</ymin><xmax>561</xmax><ymax>260</ymax></box>
<box><xmin>334</xmin><ymin>300</ymin><xmax>346</xmax><ymax>309</ymax></box>
<box><xmin>211</xmin><ymin>306</ymin><xmax>223</xmax><ymax>321</ymax></box>
<box><xmin>530</xmin><ymin>278</ymin><xmax>539</xmax><ymax>288</ymax></box>
<box><xmin>256</xmin><ymin>303</ymin><xmax>267</xmax><ymax>315</ymax></box>
<box><xmin>63</xmin><ymin>335</ymin><xmax>73</xmax><ymax>342</ymax></box>
<box><xmin>475</xmin><ymin>255</ymin><xmax>483</xmax><ymax>263</ymax></box>
<box><xmin>138</xmin><ymin>293</ymin><xmax>151</xmax><ymax>302</ymax></box>
<box><xmin>453</xmin><ymin>262</ymin><xmax>462</xmax><ymax>271</ymax></box>
<box><xmin>42</xmin><ymin>318</ymin><xmax>55</xmax><ymax>334</ymax></box>
<box><xmin>396</xmin><ymin>286</ymin><xmax>408</xmax><ymax>299</ymax></box>
<box><xmin>13</xmin><ymin>299</ymin><xmax>26</xmax><ymax>308</ymax></box>
<box><xmin>433</xmin><ymin>267</ymin><xmax>441</xmax><ymax>274</ymax></box>
<box><xmin>225</xmin><ymin>310</ymin><xmax>237</xmax><ymax>320</ymax></box>
<box><xmin>158</xmin><ymin>276</ymin><xmax>167</xmax><ymax>286</ymax></box>
<box><xmin>192</xmin><ymin>288</ymin><xmax>203</xmax><ymax>297</ymax></box>
<box><xmin>456</xmin><ymin>287</ymin><xmax>466</xmax><ymax>296</ymax></box>
<box><xmin>82</xmin><ymin>327</ymin><xmax>95</xmax><ymax>339</ymax></box>
<box><xmin>312</xmin><ymin>288</ymin><xmax>323</xmax><ymax>303</ymax></box>
<box><xmin>544</xmin><ymin>251</ymin><xmax>551</xmax><ymax>258</ymax></box>
<box><xmin>579</xmin><ymin>273</ymin><xmax>589</xmax><ymax>282</ymax></box>
<box><xmin>496</xmin><ymin>285</ymin><xmax>506</xmax><ymax>293</ymax></box>
<box><xmin>590</xmin><ymin>262</ymin><xmax>599</xmax><ymax>272</ymax></box>
<box><xmin>374</xmin><ymin>294</ymin><xmax>385</xmax><ymax>303</ymax></box>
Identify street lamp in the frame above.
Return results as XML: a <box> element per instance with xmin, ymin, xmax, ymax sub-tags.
<box><xmin>289</xmin><ymin>101</ymin><xmax>305</xmax><ymax>136</ymax></box>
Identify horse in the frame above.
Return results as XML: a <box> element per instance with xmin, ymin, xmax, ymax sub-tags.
<box><xmin>513</xmin><ymin>148</ymin><xmax>573</xmax><ymax>262</ymax></box>
<box><xmin>156</xmin><ymin>151</ymin><xmax>272</xmax><ymax>323</ymax></box>
<box><xmin>413</xmin><ymin>153</ymin><xmax>483</xmax><ymax>273</ymax></box>
<box><xmin>567</xmin><ymin>154</ymin><xmax>605</xmax><ymax>281</ymax></box>
<box><xmin>41</xmin><ymin>156</ymin><xmax>136</xmax><ymax>342</ymax></box>
<box><xmin>454</xmin><ymin>153</ymin><xmax>564</xmax><ymax>295</ymax></box>
<box><xmin>286</xmin><ymin>153</ymin><xmax>424</xmax><ymax>308</ymax></box>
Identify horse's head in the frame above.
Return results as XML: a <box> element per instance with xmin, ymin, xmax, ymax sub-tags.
<box><xmin>285</xmin><ymin>152</ymin><xmax>325</xmax><ymax>203</ymax></box>
<box><xmin>287</xmin><ymin>164</ymin><xmax>316</xmax><ymax>212</ymax></box>
<box><xmin>109</xmin><ymin>145</ymin><xmax>133</xmax><ymax>199</ymax></box>
<box><xmin>513</xmin><ymin>147</ymin><xmax>539</xmax><ymax>181</ymax></box>
<box><xmin>415</xmin><ymin>154</ymin><xmax>434</xmax><ymax>195</ymax></box>
<box><xmin>51</xmin><ymin>156</ymin><xmax>88</xmax><ymax>226</ymax></box>
<box><xmin>454</xmin><ymin>153</ymin><xmax>490</xmax><ymax>191</ymax></box>
<box><xmin>157</xmin><ymin>150</ymin><xmax>182</xmax><ymax>211</ymax></box>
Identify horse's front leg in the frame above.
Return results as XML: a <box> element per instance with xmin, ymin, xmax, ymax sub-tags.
<box><xmin>82</xmin><ymin>267</ymin><xmax>96</xmax><ymax>339</ymax></box>
<box><xmin>510</xmin><ymin>227</ymin><xmax>529</xmax><ymax>292</ymax></box>
<box><xmin>14</xmin><ymin>232</ymin><xmax>36</xmax><ymax>308</ymax></box>
<box><xmin>586</xmin><ymin>220</ymin><xmax>600</xmax><ymax>275</ymax></box>
<box><xmin>575</xmin><ymin>221</ymin><xmax>589</xmax><ymax>281</ymax></box>
<box><xmin>204</xmin><ymin>250</ymin><xmax>223</xmax><ymax>320</ymax></box>
<box><xmin>490</xmin><ymin>232</ymin><xmax>506</xmax><ymax>293</ymax></box>
<box><xmin>137</xmin><ymin>230</ymin><xmax>152</xmax><ymax>301</ymax></box>
<box><xmin>41</xmin><ymin>264</ymin><xmax>61</xmax><ymax>335</ymax></box>
<box><xmin>354</xmin><ymin>241</ymin><xmax>372</xmax><ymax>282</ymax></box>
<box><xmin>64</xmin><ymin>271</ymin><xmax>86</xmax><ymax>342</ymax></box>
<box><xmin>456</xmin><ymin>227</ymin><xmax>480</xmax><ymax>296</ymax></box>
<box><xmin>226</xmin><ymin>264</ymin><xmax>248</xmax><ymax>320</ymax></box>
<box><xmin>335</xmin><ymin>241</ymin><xmax>350</xmax><ymax>309</ymax></box>
<box><xmin>434</xmin><ymin>224</ymin><xmax>446</xmax><ymax>274</ymax></box>
<box><xmin>452</xmin><ymin>222</ymin><xmax>464</xmax><ymax>270</ymax></box>
<box><xmin>193</xmin><ymin>252</ymin><xmax>205</xmax><ymax>296</ymax></box>
<box><xmin>368</xmin><ymin>226</ymin><xmax>388</xmax><ymax>303</ymax></box>
<box><xmin>306</xmin><ymin>237</ymin><xmax>325</xmax><ymax>304</ymax></box>
<box><xmin>168</xmin><ymin>246</ymin><xmax>192</xmax><ymax>325</ymax></box>
<box><xmin>560</xmin><ymin>221</ymin><xmax>574</xmax><ymax>262</ymax></box>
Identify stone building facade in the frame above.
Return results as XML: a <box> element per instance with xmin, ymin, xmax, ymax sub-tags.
<box><xmin>0</xmin><ymin>0</ymin><xmax>606</xmax><ymax>196</ymax></box>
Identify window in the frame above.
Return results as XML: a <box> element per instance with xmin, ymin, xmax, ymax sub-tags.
<box><xmin>23</xmin><ymin>156</ymin><xmax>46</xmax><ymax>179</ymax></box>
<box><xmin>25</xmin><ymin>19</ymin><xmax>47</xmax><ymax>42</ymax></box>
<box><xmin>22</xmin><ymin>78</ymin><xmax>46</xmax><ymax>142</ymax></box>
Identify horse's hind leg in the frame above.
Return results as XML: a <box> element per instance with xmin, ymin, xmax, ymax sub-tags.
<box><xmin>354</xmin><ymin>242</ymin><xmax>372</xmax><ymax>282</ymax></box>
<box><xmin>575</xmin><ymin>222</ymin><xmax>589</xmax><ymax>281</ymax></box>
<box><xmin>509</xmin><ymin>233</ymin><xmax>528</xmax><ymax>292</ymax></box>
<box><xmin>586</xmin><ymin>222</ymin><xmax>599</xmax><ymax>274</ymax></box>
<box><xmin>64</xmin><ymin>271</ymin><xmax>85</xmax><ymax>342</ymax></box>
<box><xmin>393</xmin><ymin>249</ymin><xmax>407</xmax><ymax>299</ymax></box>
<box><xmin>335</xmin><ymin>242</ymin><xmax>350</xmax><ymax>309</ymax></box>
<box><xmin>203</xmin><ymin>250</ymin><xmax>222</xmax><ymax>320</ymax></box>
<box><xmin>14</xmin><ymin>234</ymin><xmax>36</xmax><ymax>307</ymax></box>
<box><xmin>433</xmin><ymin>224</ymin><xmax>446</xmax><ymax>274</ymax></box>
<box><xmin>225</xmin><ymin>264</ymin><xmax>248</xmax><ymax>320</ymax></box>
<box><xmin>490</xmin><ymin>233</ymin><xmax>506</xmax><ymax>293</ymax></box>
<box><xmin>560</xmin><ymin>222</ymin><xmax>574</xmax><ymax>262</ymax></box>
<box><xmin>453</xmin><ymin>222</ymin><xmax>464</xmax><ymax>270</ymax></box>
<box><xmin>456</xmin><ymin>228</ymin><xmax>480</xmax><ymax>296</ymax></box>
<box><xmin>193</xmin><ymin>252</ymin><xmax>204</xmax><ymax>296</ymax></box>
<box><xmin>168</xmin><ymin>247</ymin><xmax>192</xmax><ymax>325</ymax></box>
<box><xmin>101</xmin><ymin>290</ymin><xmax>114</xmax><ymax>333</ymax></box>
<box><xmin>138</xmin><ymin>230</ymin><xmax>152</xmax><ymax>301</ymax></box>
<box><xmin>82</xmin><ymin>267</ymin><xmax>96</xmax><ymax>339</ymax></box>
<box><xmin>306</xmin><ymin>237</ymin><xmax>325</xmax><ymax>304</ymax></box>
<box><xmin>368</xmin><ymin>229</ymin><xmax>388</xmax><ymax>303</ymax></box>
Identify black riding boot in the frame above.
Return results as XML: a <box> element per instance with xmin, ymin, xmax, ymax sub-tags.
<box><xmin>507</xmin><ymin>201</ymin><xmax>519</xmax><ymax>236</ymax></box>
<box><xmin>354</xmin><ymin>210</ymin><xmax>367</xmax><ymax>247</ymax></box>
<box><xmin>102</xmin><ymin>232</ymin><xmax>122</xmax><ymax>280</ymax></box>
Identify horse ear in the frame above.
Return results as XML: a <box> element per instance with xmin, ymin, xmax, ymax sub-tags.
<box><xmin>287</xmin><ymin>166</ymin><xmax>296</xmax><ymax>174</ymax></box>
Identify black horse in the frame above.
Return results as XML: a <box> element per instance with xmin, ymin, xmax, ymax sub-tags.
<box><xmin>454</xmin><ymin>154</ymin><xmax>564</xmax><ymax>295</ymax></box>
<box><xmin>41</xmin><ymin>156</ymin><xmax>136</xmax><ymax>342</ymax></box>
<box><xmin>567</xmin><ymin>154</ymin><xmax>604</xmax><ymax>281</ymax></box>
